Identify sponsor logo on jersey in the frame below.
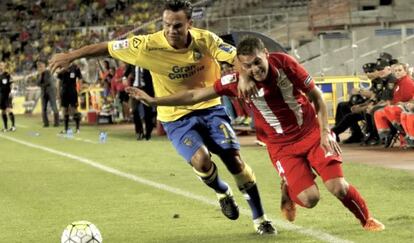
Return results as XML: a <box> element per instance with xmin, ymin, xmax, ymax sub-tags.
<box><xmin>70</xmin><ymin>72</ymin><xmax>75</xmax><ymax>78</ymax></box>
<box><xmin>2</xmin><ymin>79</ymin><xmax>7</xmax><ymax>84</ymax></box>
<box><xmin>112</xmin><ymin>39</ymin><xmax>129</xmax><ymax>50</ymax></box>
<box><xmin>168</xmin><ymin>65</ymin><xmax>205</xmax><ymax>80</ymax></box>
<box><xmin>220</xmin><ymin>73</ymin><xmax>237</xmax><ymax>85</ymax></box>
<box><xmin>218</xmin><ymin>43</ymin><xmax>235</xmax><ymax>53</ymax></box>
<box><xmin>132</xmin><ymin>37</ymin><xmax>141</xmax><ymax>49</ymax></box>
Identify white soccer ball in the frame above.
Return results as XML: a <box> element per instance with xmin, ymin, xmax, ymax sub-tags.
<box><xmin>61</xmin><ymin>220</ymin><xmax>103</xmax><ymax>243</ymax></box>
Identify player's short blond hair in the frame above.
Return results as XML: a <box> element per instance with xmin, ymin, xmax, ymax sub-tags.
<box><xmin>236</xmin><ymin>36</ymin><xmax>265</xmax><ymax>56</ymax></box>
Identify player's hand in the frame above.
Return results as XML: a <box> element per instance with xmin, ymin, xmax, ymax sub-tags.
<box><xmin>320</xmin><ymin>131</ymin><xmax>342</xmax><ymax>157</ymax></box>
<box><xmin>237</xmin><ymin>74</ymin><xmax>258</xmax><ymax>100</ymax></box>
<box><xmin>125</xmin><ymin>87</ymin><xmax>155</xmax><ymax>107</ymax></box>
<box><xmin>49</xmin><ymin>52</ymin><xmax>73</xmax><ymax>73</ymax></box>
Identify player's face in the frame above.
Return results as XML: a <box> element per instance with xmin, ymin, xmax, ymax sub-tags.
<box><xmin>0</xmin><ymin>62</ymin><xmax>5</xmax><ymax>73</ymax></box>
<box><xmin>162</xmin><ymin>10</ymin><xmax>192</xmax><ymax>49</ymax></box>
<box><xmin>238</xmin><ymin>49</ymin><xmax>269</xmax><ymax>82</ymax></box>
<box><xmin>393</xmin><ymin>64</ymin><xmax>407</xmax><ymax>79</ymax></box>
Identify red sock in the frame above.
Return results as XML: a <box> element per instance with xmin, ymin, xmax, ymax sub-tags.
<box><xmin>340</xmin><ymin>185</ymin><xmax>370</xmax><ymax>225</ymax></box>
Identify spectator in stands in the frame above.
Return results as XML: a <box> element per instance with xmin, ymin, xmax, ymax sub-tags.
<box><xmin>37</xmin><ymin>60</ymin><xmax>59</xmax><ymax>127</ymax></box>
<box><xmin>49</xmin><ymin>0</ymin><xmax>275</xmax><ymax>234</ymax></box>
<box><xmin>57</xmin><ymin>63</ymin><xmax>82</xmax><ymax>133</ymax></box>
<box><xmin>0</xmin><ymin>61</ymin><xmax>16</xmax><ymax>132</ymax></box>
<box><xmin>373</xmin><ymin>63</ymin><xmax>414</xmax><ymax>148</ymax></box>
<box><xmin>128</xmin><ymin>36</ymin><xmax>385</xmax><ymax>232</ymax></box>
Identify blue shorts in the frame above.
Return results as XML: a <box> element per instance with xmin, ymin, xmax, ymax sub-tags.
<box><xmin>162</xmin><ymin>106</ymin><xmax>240</xmax><ymax>162</ymax></box>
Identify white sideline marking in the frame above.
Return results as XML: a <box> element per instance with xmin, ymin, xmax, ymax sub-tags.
<box><xmin>0</xmin><ymin>134</ymin><xmax>352</xmax><ymax>243</ymax></box>
<box><xmin>16</xmin><ymin>124</ymin><xmax>28</xmax><ymax>128</ymax></box>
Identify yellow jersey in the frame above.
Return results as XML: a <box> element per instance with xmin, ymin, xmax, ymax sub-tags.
<box><xmin>108</xmin><ymin>27</ymin><xmax>236</xmax><ymax>121</ymax></box>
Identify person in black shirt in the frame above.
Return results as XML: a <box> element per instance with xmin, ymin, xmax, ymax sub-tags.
<box><xmin>124</xmin><ymin>65</ymin><xmax>155</xmax><ymax>140</ymax></box>
<box><xmin>57</xmin><ymin>63</ymin><xmax>82</xmax><ymax>133</ymax></box>
<box><xmin>332</xmin><ymin>62</ymin><xmax>381</xmax><ymax>144</ymax></box>
<box><xmin>37</xmin><ymin>60</ymin><xmax>59</xmax><ymax>127</ymax></box>
<box><xmin>0</xmin><ymin>62</ymin><xmax>16</xmax><ymax>132</ymax></box>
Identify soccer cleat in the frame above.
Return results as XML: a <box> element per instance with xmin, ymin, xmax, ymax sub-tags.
<box><xmin>8</xmin><ymin>126</ymin><xmax>16</xmax><ymax>132</ymax></box>
<box><xmin>255</xmin><ymin>220</ymin><xmax>277</xmax><ymax>235</ymax></box>
<box><xmin>218</xmin><ymin>190</ymin><xmax>239</xmax><ymax>220</ymax></box>
<box><xmin>364</xmin><ymin>218</ymin><xmax>385</xmax><ymax>232</ymax></box>
<box><xmin>280</xmin><ymin>180</ymin><xmax>296</xmax><ymax>222</ymax></box>
<box><xmin>76</xmin><ymin>129</ymin><xmax>80</xmax><ymax>134</ymax></box>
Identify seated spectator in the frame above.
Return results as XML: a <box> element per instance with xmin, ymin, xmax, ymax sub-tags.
<box><xmin>332</xmin><ymin>63</ymin><xmax>379</xmax><ymax>144</ymax></box>
<box><xmin>374</xmin><ymin>63</ymin><xmax>414</xmax><ymax>147</ymax></box>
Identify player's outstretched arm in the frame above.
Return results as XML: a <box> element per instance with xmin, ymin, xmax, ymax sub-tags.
<box><xmin>126</xmin><ymin>86</ymin><xmax>219</xmax><ymax>107</ymax></box>
<box><xmin>49</xmin><ymin>42</ymin><xmax>109</xmax><ymax>73</ymax></box>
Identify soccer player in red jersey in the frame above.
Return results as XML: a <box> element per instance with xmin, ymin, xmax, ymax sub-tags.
<box><xmin>127</xmin><ymin>36</ymin><xmax>385</xmax><ymax>231</ymax></box>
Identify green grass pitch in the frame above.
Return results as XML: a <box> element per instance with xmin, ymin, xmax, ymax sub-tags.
<box><xmin>0</xmin><ymin>116</ymin><xmax>413</xmax><ymax>242</ymax></box>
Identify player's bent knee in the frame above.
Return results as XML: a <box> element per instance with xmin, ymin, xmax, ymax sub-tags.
<box><xmin>190</xmin><ymin>146</ymin><xmax>212</xmax><ymax>172</ymax></box>
<box><xmin>219</xmin><ymin>149</ymin><xmax>243</xmax><ymax>174</ymax></box>
<box><xmin>301</xmin><ymin>195</ymin><xmax>319</xmax><ymax>208</ymax></box>
<box><xmin>325</xmin><ymin>177</ymin><xmax>348</xmax><ymax>199</ymax></box>
<box><xmin>297</xmin><ymin>186</ymin><xmax>320</xmax><ymax>208</ymax></box>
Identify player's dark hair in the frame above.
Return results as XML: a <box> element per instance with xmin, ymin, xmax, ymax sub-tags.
<box><xmin>164</xmin><ymin>0</ymin><xmax>193</xmax><ymax>19</ymax></box>
<box><xmin>236</xmin><ymin>36</ymin><xmax>265</xmax><ymax>56</ymax></box>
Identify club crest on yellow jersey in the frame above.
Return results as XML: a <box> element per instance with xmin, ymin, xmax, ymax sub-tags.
<box><xmin>193</xmin><ymin>48</ymin><xmax>203</xmax><ymax>61</ymax></box>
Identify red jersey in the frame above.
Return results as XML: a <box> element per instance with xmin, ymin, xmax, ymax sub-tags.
<box><xmin>214</xmin><ymin>52</ymin><xmax>318</xmax><ymax>144</ymax></box>
<box><xmin>392</xmin><ymin>75</ymin><xmax>414</xmax><ymax>104</ymax></box>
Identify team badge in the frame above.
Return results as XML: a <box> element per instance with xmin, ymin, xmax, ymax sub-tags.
<box><xmin>183</xmin><ymin>137</ymin><xmax>193</xmax><ymax>147</ymax></box>
<box><xmin>220</xmin><ymin>73</ymin><xmax>237</xmax><ymax>85</ymax></box>
<box><xmin>112</xmin><ymin>39</ymin><xmax>129</xmax><ymax>50</ymax></box>
<box><xmin>132</xmin><ymin>37</ymin><xmax>141</xmax><ymax>49</ymax></box>
<box><xmin>218</xmin><ymin>43</ymin><xmax>235</xmax><ymax>53</ymax></box>
<box><xmin>193</xmin><ymin>48</ymin><xmax>202</xmax><ymax>61</ymax></box>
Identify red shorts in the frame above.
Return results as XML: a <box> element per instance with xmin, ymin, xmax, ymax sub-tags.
<box><xmin>267</xmin><ymin>128</ymin><xmax>343</xmax><ymax>202</ymax></box>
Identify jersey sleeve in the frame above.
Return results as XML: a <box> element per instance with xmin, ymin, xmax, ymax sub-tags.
<box><xmin>208</xmin><ymin>32</ymin><xmax>236</xmax><ymax>65</ymax></box>
<box><xmin>281</xmin><ymin>53</ymin><xmax>315</xmax><ymax>93</ymax></box>
<box><xmin>108</xmin><ymin>35</ymin><xmax>146</xmax><ymax>66</ymax></box>
<box><xmin>213</xmin><ymin>73</ymin><xmax>239</xmax><ymax>97</ymax></box>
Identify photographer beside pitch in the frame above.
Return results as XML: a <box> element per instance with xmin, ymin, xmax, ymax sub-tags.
<box><xmin>128</xmin><ymin>36</ymin><xmax>385</xmax><ymax>232</ymax></box>
<box><xmin>49</xmin><ymin>0</ymin><xmax>275</xmax><ymax>235</ymax></box>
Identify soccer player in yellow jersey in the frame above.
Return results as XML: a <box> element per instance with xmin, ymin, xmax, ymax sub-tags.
<box><xmin>49</xmin><ymin>0</ymin><xmax>275</xmax><ymax>234</ymax></box>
